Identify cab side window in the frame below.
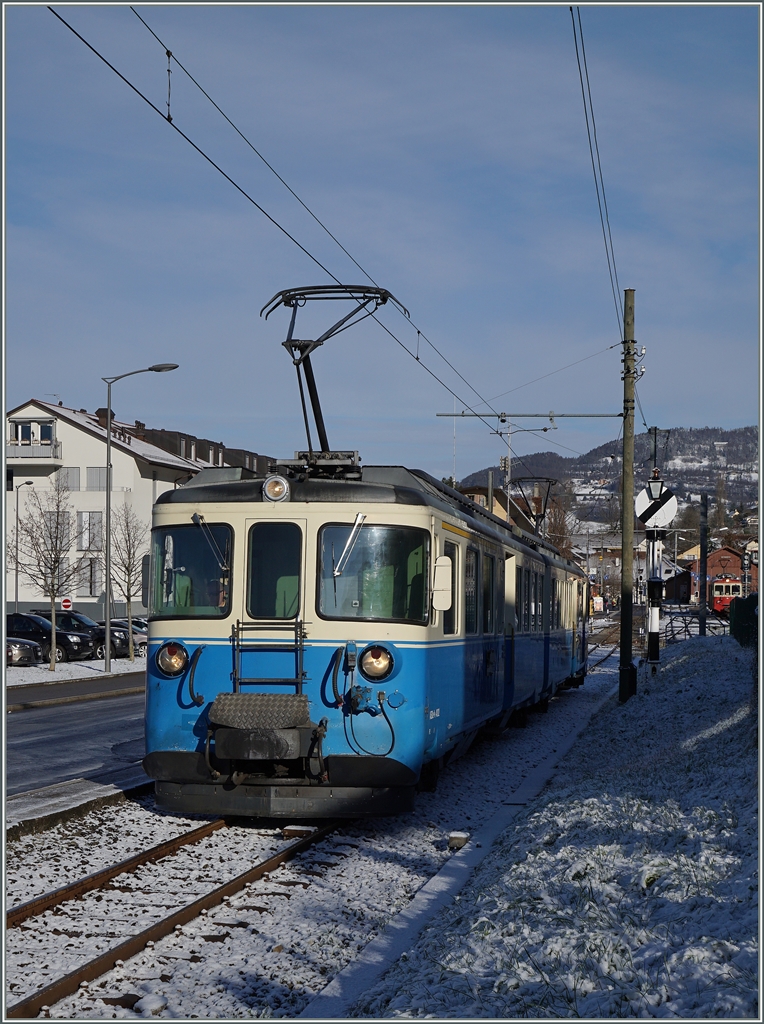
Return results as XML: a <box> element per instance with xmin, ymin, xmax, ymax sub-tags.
<box><xmin>443</xmin><ymin>541</ymin><xmax>458</xmax><ymax>635</ymax></box>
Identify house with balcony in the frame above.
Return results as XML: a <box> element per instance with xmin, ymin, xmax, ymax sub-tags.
<box><xmin>6</xmin><ymin>399</ymin><xmax>270</xmax><ymax>616</ymax></box>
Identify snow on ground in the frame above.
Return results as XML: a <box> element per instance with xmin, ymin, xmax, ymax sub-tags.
<box><xmin>7</xmin><ymin>661</ymin><xmax>617</xmax><ymax>1018</ymax></box>
<box><xmin>5</xmin><ymin>657</ymin><xmax>145</xmax><ymax>687</ymax></box>
<box><xmin>352</xmin><ymin>636</ymin><xmax>758</xmax><ymax>1019</ymax></box>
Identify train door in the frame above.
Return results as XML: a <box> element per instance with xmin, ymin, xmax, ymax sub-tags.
<box><xmin>239</xmin><ymin>518</ymin><xmax>308</xmax><ymax>691</ymax></box>
<box><xmin>503</xmin><ymin>552</ymin><xmax>517</xmax><ymax>710</ymax></box>
<box><xmin>425</xmin><ymin>527</ymin><xmax>464</xmax><ymax>761</ymax></box>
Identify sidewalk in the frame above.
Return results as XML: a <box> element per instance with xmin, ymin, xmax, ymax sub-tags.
<box><xmin>5</xmin><ymin>658</ymin><xmax>145</xmax><ymax>689</ymax></box>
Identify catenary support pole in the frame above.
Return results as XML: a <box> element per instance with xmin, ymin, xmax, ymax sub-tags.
<box><xmin>619</xmin><ymin>288</ymin><xmax>637</xmax><ymax>702</ymax></box>
<box><xmin>105</xmin><ymin>382</ymin><xmax>113</xmax><ymax>672</ymax></box>
<box><xmin>699</xmin><ymin>493</ymin><xmax>708</xmax><ymax>636</ymax></box>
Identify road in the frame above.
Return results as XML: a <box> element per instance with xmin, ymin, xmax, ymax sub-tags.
<box><xmin>5</xmin><ymin>671</ymin><xmax>144</xmax><ymax>709</ymax></box>
<box><xmin>5</xmin><ymin>693</ymin><xmax>145</xmax><ymax>796</ymax></box>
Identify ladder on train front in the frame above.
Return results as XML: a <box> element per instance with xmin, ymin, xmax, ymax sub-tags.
<box><xmin>230</xmin><ymin>619</ymin><xmax>308</xmax><ymax>694</ymax></box>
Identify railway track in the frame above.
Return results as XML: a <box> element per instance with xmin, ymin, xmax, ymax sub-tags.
<box><xmin>6</xmin><ymin>820</ymin><xmax>337</xmax><ymax>1019</ymax></box>
<box><xmin>587</xmin><ymin>612</ymin><xmax>647</xmax><ymax>666</ymax></box>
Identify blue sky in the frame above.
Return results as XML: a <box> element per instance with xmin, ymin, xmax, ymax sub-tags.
<box><xmin>4</xmin><ymin>4</ymin><xmax>760</xmax><ymax>480</ymax></box>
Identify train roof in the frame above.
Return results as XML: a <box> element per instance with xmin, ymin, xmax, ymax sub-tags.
<box><xmin>156</xmin><ymin>464</ymin><xmax>584</xmax><ymax>574</ymax></box>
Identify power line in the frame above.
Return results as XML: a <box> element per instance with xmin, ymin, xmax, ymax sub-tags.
<box><xmin>129</xmin><ymin>6</ymin><xmax>502</xmax><ymax>421</ymax></box>
<box><xmin>47</xmin><ymin>6</ymin><xmax>504</xmax><ymax>439</ymax></box>
<box><xmin>634</xmin><ymin>383</ymin><xmax>650</xmax><ymax>430</ymax></box>
<box><xmin>570</xmin><ymin>6</ymin><xmax>623</xmax><ymax>336</ymax></box>
<box><xmin>475</xmin><ymin>341</ymin><xmax>621</xmax><ymax>408</ymax></box>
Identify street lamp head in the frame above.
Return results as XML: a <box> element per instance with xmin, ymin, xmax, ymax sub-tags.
<box><xmin>23</xmin><ymin>480</ymin><xmax>33</xmax><ymax>486</ymax></box>
<box><xmin>647</xmin><ymin>478</ymin><xmax>663</xmax><ymax>500</ymax></box>
<box><xmin>149</xmin><ymin>363</ymin><xmax>179</xmax><ymax>373</ymax></box>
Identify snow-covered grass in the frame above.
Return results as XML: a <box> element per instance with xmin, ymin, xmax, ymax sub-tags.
<box><xmin>5</xmin><ymin>657</ymin><xmax>145</xmax><ymax>687</ymax></box>
<box><xmin>352</xmin><ymin>636</ymin><xmax>758</xmax><ymax>1019</ymax></box>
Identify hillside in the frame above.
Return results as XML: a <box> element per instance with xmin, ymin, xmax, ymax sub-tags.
<box><xmin>460</xmin><ymin>425</ymin><xmax>758</xmax><ymax>524</ymax></box>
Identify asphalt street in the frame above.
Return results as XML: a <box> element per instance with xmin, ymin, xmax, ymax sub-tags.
<box><xmin>5</xmin><ymin>692</ymin><xmax>145</xmax><ymax>796</ymax></box>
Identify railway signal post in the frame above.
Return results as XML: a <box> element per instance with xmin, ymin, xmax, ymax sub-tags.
<box><xmin>636</xmin><ymin>469</ymin><xmax>678</xmax><ymax>667</ymax></box>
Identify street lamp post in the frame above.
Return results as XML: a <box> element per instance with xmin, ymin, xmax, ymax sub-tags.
<box><xmin>103</xmin><ymin>363</ymin><xmax>178</xmax><ymax>671</ymax></box>
<box><xmin>14</xmin><ymin>480</ymin><xmax>34</xmax><ymax>613</ymax></box>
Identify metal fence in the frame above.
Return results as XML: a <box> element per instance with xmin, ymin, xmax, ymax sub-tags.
<box><xmin>659</xmin><ymin>606</ymin><xmax>729</xmax><ymax>645</ymax></box>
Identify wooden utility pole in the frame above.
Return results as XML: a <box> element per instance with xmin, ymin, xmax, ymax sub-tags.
<box><xmin>619</xmin><ymin>288</ymin><xmax>637</xmax><ymax>702</ymax></box>
<box><xmin>699</xmin><ymin>493</ymin><xmax>708</xmax><ymax>636</ymax></box>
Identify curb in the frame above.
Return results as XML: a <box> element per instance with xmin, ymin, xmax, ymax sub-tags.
<box><xmin>6</xmin><ymin>770</ymin><xmax>153</xmax><ymax>841</ymax></box>
<box><xmin>6</xmin><ymin>686</ymin><xmax>145</xmax><ymax>713</ymax></box>
<box><xmin>299</xmin><ymin>679</ymin><xmax>620</xmax><ymax>1019</ymax></box>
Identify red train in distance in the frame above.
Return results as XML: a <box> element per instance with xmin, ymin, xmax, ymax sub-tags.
<box><xmin>709</xmin><ymin>574</ymin><xmax>743</xmax><ymax>616</ymax></box>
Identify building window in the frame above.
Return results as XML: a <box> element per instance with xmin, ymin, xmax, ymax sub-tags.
<box><xmin>58</xmin><ymin>467</ymin><xmax>80</xmax><ymax>492</ymax></box>
<box><xmin>77</xmin><ymin>511</ymin><xmax>103</xmax><ymax>551</ymax></box>
<box><xmin>87</xmin><ymin>467</ymin><xmax>107</xmax><ymax>491</ymax></box>
<box><xmin>43</xmin><ymin>511</ymin><xmax>71</xmax><ymax>552</ymax></box>
<box><xmin>77</xmin><ymin>558</ymin><xmax>102</xmax><ymax>597</ymax></box>
<box><xmin>40</xmin><ymin>422</ymin><xmax>54</xmax><ymax>443</ymax></box>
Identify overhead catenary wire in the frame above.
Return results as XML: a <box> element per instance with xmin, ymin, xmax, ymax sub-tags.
<box><xmin>570</xmin><ymin>6</ymin><xmax>623</xmax><ymax>337</ymax></box>
<box><xmin>48</xmin><ymin>6</ymin><xmax>504</xmax><ymax>440</ymax></box>
<box><xmin>475</xmin><ymin>341</ymin><xmax>622</xmax><ymax>409</ymax></box>
<box><xmin>129</xmin><ymin>6</ymin><xmax>503</xmax><ymax>422</ymax></box>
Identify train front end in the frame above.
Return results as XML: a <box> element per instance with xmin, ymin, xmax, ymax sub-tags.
<box><xmin>142</xmin><ymin>471</ymin><xmax>433</xmax><ymax>818</ymax></box>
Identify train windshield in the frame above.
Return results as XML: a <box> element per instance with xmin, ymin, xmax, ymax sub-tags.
<box><xmin>149</xmin><ymin>523</ymin><xmax>232</xmax><ymax>619</ymax></box>
<box><xmin>318</xmin><ymin>524</ymin><xmax>429</xmax><ymax>623</ymax></box>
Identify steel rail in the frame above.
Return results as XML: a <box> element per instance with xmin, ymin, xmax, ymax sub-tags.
<box><xmin>7</xmin><ymin>821</ymin><xmax>337</xmax><ymax>1019</ymax></box>
<box><xmin>7</xmin><ymin>818</ymin><xmax>228</xmax><ymax>929</ymax></box>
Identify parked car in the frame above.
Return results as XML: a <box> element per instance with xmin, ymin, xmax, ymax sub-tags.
<box><xmin>31</xmin><ymin>609</ymin><xmax>134</xmax><ymax>661</ymax></box>
<box><xmin>6</xmin><ymin>636</ymin><xmax>44</xmax><ymax>667</ymax></box>
<box><xmin>97</xmin><ymin>618</ymin><xmax>148</xmax><ymax>656</ymax></box>
<box><xmin>5</xmin><ymin>613</ymin><xmax>95</xmax><ymax>663</ymax></box>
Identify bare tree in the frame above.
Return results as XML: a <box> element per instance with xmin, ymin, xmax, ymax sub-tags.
<box><xmin>105</xmin><ymin>500</ymin><xmax>149</xmax><ymax>661</ymax></box>
<box><xmin>546</xmin><ymin>495</ymin><xmax>576</xmax><ymax>560</ymax></box>
<box><xmin>6</xmin><ymin>478</ymin><xmax>87</xmax><ymax>670</ymax></box>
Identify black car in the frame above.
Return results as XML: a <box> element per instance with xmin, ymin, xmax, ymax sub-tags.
<box><xmin>31</xmin><ymin>609</ymin><xmax>131</xmax><ymax>661</ymax></box>
<box><xmin>6</xmin><ymin>637</ymin><xmax>44</xmax><ymax>666</ymax></box>
<box><xmin>6</xmin><ymin>613</ymin><xmax>95</xmax><ymax>663</ymax></box>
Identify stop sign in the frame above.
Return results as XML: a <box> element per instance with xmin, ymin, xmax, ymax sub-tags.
<box><xmin>61</xmin><ymin>597</ymin><xmax>73</xmax><ymax>611</ymax></box>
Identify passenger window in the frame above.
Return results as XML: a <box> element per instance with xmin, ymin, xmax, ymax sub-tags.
<box><xmin>247</xmin><ymin>522</ymin><xmax>301</xmax><ymax>619</ymax></box>
<box><xmin>443</xmin><ymin>541</ymin><xmax>458</xmax><ymax>635</ymax></box>
<box><xmin>530</xmin><ymin>572</ymin><xmax>537</xmax><ymax>631</ymax></box>
<box><xmin>515</xmin><ymin>565</ymin><xmax>522</xmax><ymax>631</ymax></box>
<box><xmin>482</xmin><ymin>553</ymin><xmax>495</xmax><ymax>634</ymax></box>
<box><xmin>465</xmin><ymin>549</ymin><xmax>478</xmax><ymax>634</ymax></box>
<box><xmin>496</xmin><ymin>558</ymin><xmax>504</xmax><ymax>633</ymax></box>
<box><xmin>520</xmin><ymin>569</ymin><xmax>528</xmax><ymax>630</ymax></box>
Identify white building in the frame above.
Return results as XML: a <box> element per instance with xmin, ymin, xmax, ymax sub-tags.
<box><xmin>6</xmin><ymin>399</ymin><xmax>268</xmax><ymax>616</ymax></box>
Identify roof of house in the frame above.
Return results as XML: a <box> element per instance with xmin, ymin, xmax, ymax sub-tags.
<box><xmin>8</xmin><ymin>399</ymin><xmax>199</xmax><ymax>474</ymax></box>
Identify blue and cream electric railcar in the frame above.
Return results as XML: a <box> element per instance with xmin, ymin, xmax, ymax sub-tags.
<box><xmin>142</xmin><ymin>464</ymin><xmax>588</xmax><ymax>817</ymax></box>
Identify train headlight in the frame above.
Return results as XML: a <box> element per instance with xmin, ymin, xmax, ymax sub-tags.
<box><xmin>263</xmin><ymin>475</ymin><xmax>290</xmax><ymax>502</ymax></box>
<box><xmin>156</xmin><ymin>641</ymin><xmax>189</xmax><ymax>676</ymax></box>
<box><xmin>359</xmin><ymin>645</ymin><xmax>394</xmax><ymax>680</ymax></box>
